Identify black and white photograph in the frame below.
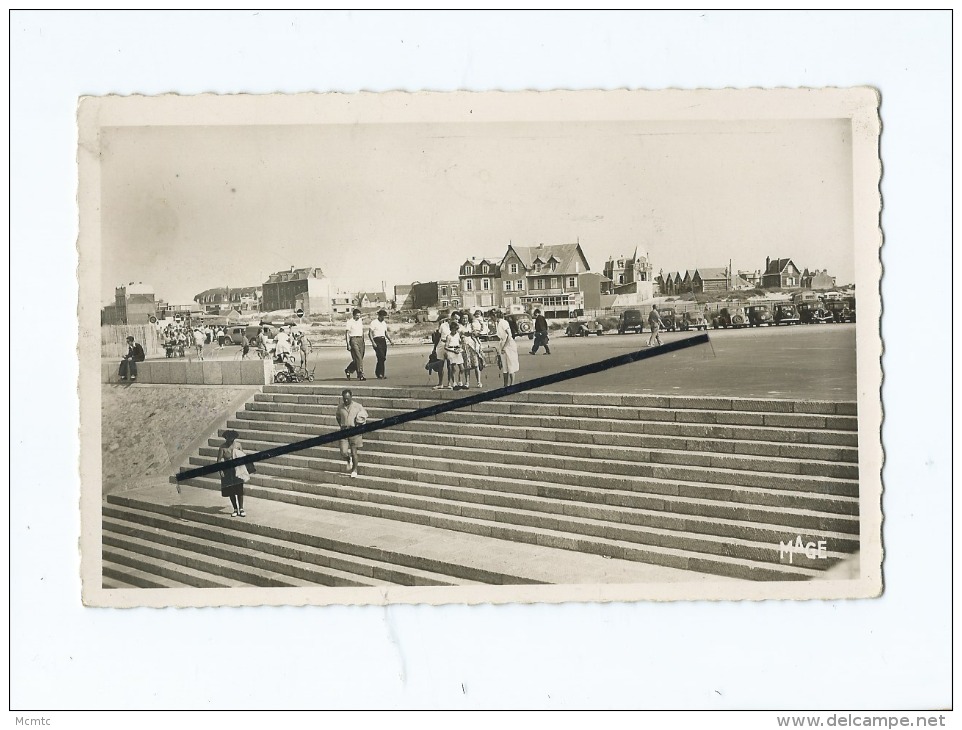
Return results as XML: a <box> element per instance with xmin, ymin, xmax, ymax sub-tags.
<box><xmin>78</xmin><ymin>89</ymin><xmax>882</xmax><ymax>606</ymax></box>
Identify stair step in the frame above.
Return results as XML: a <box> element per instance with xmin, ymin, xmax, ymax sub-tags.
<box><xmin>102</xmin><ymin>544</ymin><xmax>242</xmax><ymax>588</ymax></box>
<box><xmin>263</xmin><ymin>384</ymin><xmax>857</xmax><ymax>417</ymax></box>
<box><xmin>178</xmin><ymin>476</ymin><xmax>829</xmax><ymax>581</ymax></box>
<box><xmin>213</xmin><ymin>430</ymin><xmax>859</xmax><ymax>497</ymax></box>
<box><xmin>103</xmin><ymin>503</ymin><xmax>489</xmax><ymax>587</ymax></box>
<box><xmin>181</xmin><ymin>466</ymin><xmax>855</xmax><ymax>570</ymax></box>
<box><xmin>243</xmin><ymin>402</ymin><xmax>858</xmax><ymax>464</ymax></box>
<box><xmin>199</xmin><ymin>438</ymin><xmax>859</xmax><ymax>522</ymax></box>
<box><xmin>247</xmin><ymin>396</ymin><xmax>859</xmax><ymax>432</ymax></box>
<box><xmin>101</xmin><ymin>561</ymin><xmax>180</xmax><ymax>588</ymax></box>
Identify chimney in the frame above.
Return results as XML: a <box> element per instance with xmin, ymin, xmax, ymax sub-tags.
<box><xmin>765</xmin><ymin>257</ymin><xmax>770</xmax><ymax>272</ymax></box>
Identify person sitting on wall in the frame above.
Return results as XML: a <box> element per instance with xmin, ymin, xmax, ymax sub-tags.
<box><xmin>119</xmin><ymin>336</ymin><xmax>146</xmax><ymax>381</ymax></box>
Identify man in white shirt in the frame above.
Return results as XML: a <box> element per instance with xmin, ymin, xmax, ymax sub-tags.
<box><xmin>368</xmin><ymin>309</ymin><xmax>394</xmax><ymax>380</ymax></box>
<box><xmin>344</xmin><ymin>309</ymin><xmax>366</xmax><ymax>380</ymax></box>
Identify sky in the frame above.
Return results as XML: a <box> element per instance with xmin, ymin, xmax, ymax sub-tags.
<box><xmin>100</xmin><ymin>118</ymin><xmax>854</xmax><ymax>305</ymax></box>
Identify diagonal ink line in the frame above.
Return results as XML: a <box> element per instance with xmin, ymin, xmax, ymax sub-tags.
<box><xmin>177</xmin><ymin>333</ymin><xmax>710</xmax><ymax>482</ymax></box>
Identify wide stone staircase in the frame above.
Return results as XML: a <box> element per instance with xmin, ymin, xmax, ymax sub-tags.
<box><xmin>102</xmin><ymin>383</ymin><xmax>860</xmax><ymax>587</ymax></box>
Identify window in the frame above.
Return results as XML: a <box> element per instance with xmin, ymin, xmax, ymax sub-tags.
<box><xmin>465</xmin><ymin>280</ymin><xmax>473</xmax><ymax>291</ymax></box>
<box><xmin>567</xmin><ymin>277</ymin><xmax>576</xmax><ymax>288</ymax></box>
<box><xmin>440</xmin><ymin>286</ymin><xmax>448</xmax><ymax>297</ymax></box>
<box><xmin>504</xmin><ymin>281</ymin><xmax>512</xmax><ymax>291</ymax></box>
<box><xmin>452</xmin><ymin>299</ymin><xmax>460</xmax><ymax>307</ymax></box>
<box><xmin>550</xmin><ymin>277</ymin><xmax>558</xmax><ymax>289</ymax></box>
<box><xmin>482</xmin><ymin>278</ymin><xmax>490</xmax><ymax>291</ymax></box>
<box><xmin>509</xmin><ymin>263</ymin><xmax>518</xmax><ymax>274</ymax></box>
<box><xmin>482</xmin><ymin>264</ymin><xmax>489</xmax><ymax>274</ymax></box>
<box><xmin>441</xmin><ymin>300</ymin><xmax>449</xmax><ymax>307</ymax></box>
<box><xmin>534</xmin><ymin>279</ymin><xmax>543</xmax><ymax>291</ymax></box>
<box><xmin>551</xmin><ymin>261</ymin><xmax>557</xmax><ymax>272</ymax></box>
<box><xmin>617</xmin><ymin>275</ymin><xmax>625</xmax><ymax>285</ymax></box>
<box><xmin>516</xmin><ymin>279</ymin><xmax>524</xmax><ymax>290</ymax></box>
<box><xmin>534</xmin><ymin>262</ymin><xmax>542</xmax><ymax>272</ymax></box>
<box><xmin>465</xmin><ymin>265</ymin><xmax>474</xmax><ymax>275</ymax></box>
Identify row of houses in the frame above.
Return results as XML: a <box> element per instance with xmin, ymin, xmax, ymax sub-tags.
<box><xmin>658</xmin><ymin>257</ymin><xmax>837</xmax><ymax>296</ymax></box>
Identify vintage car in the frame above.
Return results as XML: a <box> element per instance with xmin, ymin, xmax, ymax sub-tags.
<box><xmin>680</xmin><ymin>311</ymin><xmax>709</xmax><ymax>331</ymax></box>
<box><xmin>506</xmin><ymin>312</ymin><xmax>535</xmax><ymax>339</ymax></box>
<box><xmin>825</xmin><ymin>299</ymin><xmax>856</xmax><ymax>323</ymax></box>
<box><xmin>772</xmin><ymin>303</ymin><xmax>801</xmax><ymax>325</ymax></box>
<box><xmin>744</xmin><ymin>304</ymin><xmax>774</xmax><ymax>327</ymax></box>
<box><xmin>657</xmin><ymin>308</ymin><xmax>678</xmax><ymax>332</ymax></box>
<box><xmin>797</xmin><ymin>302</ymin><xmax>834</xmax><ymax>324</ymax></box>
<box><xmin>617</xmin><ymin>309</ymin><xmax>645</xmax><ymax>335</ymax></box>
<box><xmin>565</xmin><ymin>319</ymin><xmax>605</xmax><ymax>337</ymax></box>
<box><xmin>712</xmin><ymin>307</ymin><xmax>748</xmax><ymax>328</ymax></box>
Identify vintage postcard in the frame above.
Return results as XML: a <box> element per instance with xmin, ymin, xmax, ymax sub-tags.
<box><xmin>78</xmin><ymin>88</ymin><xmax>882</xmax><ymax>607</ymax></box>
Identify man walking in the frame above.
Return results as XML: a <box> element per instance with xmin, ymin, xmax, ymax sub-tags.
<box><xmin>647</xmin><ymin>305</ymin><xmax>663</xmax><ymax>347</ymax></box>
<box><xmin>119</xmin><ymin>335</ymin><xmax>146</xmax><ymax>381</ymax></box>
<box><xmin>335</xmin><ymin>389</ymin><xmax>369</xmax><ymax>478</ymax></box>
<box><xmin>530</xmin><ymin>308</ymin><xmax>551</xmax><ymax>355</ymax></box>
<box><xmin>369</xmin><ymin>309</ymin><xmax>393</xmax><ymax>379</ymax></box>
<box><xmin>344</xmin><ymin>308</ymin><xmax>367</xmax><ymax>380</ymax></box>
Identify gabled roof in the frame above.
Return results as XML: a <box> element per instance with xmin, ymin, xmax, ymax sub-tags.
<box><xmin>358</xmin><ymin>292</ymin><xmax>384</xmax><ymax>301</ymax></box>
<box><xmin>765</xmin><ymin>257</ymin><xmax>795</xmax><ymax>276</ymax></box>
<box><xmin>502</xmin><ymin>243</ymin><xmax>590</xmax><ymax>275</ymax></box>
<box><xmin>695</xmin><ymin>267</ymin><xmax>729</xmax><ymax>280</ymax></box>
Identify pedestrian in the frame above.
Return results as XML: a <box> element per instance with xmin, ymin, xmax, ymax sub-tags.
<box><xmin>647</xmin><ymin>305</ymin><xmax>663</xmax><ymax>347</ymax></box>
<box><xmin>192</xmin><ymin>328</ymin><xmax>206</xmax><ymax>360</ymax></box>
<box><xmin>495</xmin><ymin>310</ymin><xmax>519</xmax><ymax>387</ymax></box>
<box><xmin>335</xmin><ymin>389</ymin><xmax>368</xmax><ymax>478</ymax></box>
<box><xmin>368</xmin><ymin>309</ymin><xmax>393</xmax><ymax>380</ymax></box>
<box><xmin>118</xmin><ymin>335</ymin><xmax>145</xmax><ymax>381</ymax></box>
<box><xmin>435</xmin><ymin>315</ymin><xmax>453</xmax><ymax>388</ymax></box>
<box><xmin>297</xmin><ymin>332</ymin><xmax>310</xmax><ymax>368</ymax></box>
<box><xmin>461</xmin><ymin>311</ymin><xmax>485</xmax><ymax>389</ymax></box>
<box><xmin>216</xmin><ymin>326</ymin><xmax>226</xmax><ymax>349</ymax></box>
<box><xmin>530</xmin><ymin>308</ymin><xmax>552</xmax><ymax>355</ymax></box>
<box><xmin>444</xmin><ymin>321</ymin><xmax>466</xmax><ymax>390</ymax></box>
<box><xmin>218</xmin><ymin>430</ymin><xmax>253</xmax><ymax>517</ymax></box>
<box><xmin>344</xmin><ymin>309</ymin><xmax>367</xmax><ymax>380</ymax></box>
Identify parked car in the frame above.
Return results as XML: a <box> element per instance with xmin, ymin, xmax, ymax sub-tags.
<box><xmin>680</xmin><ymin>311</ymin><xmax>709</xmax><ymax>331</ymax></box>
<box><xmin>773</xmin><ymin>303</ymin><xmax>801</xmax><ymax>325</ymax></box>
<box><xmin>712</xmin><ymin>307</ymin><xmax>748</xmax><ymax>329</ymax></box>
<box><xmin>825</xmin><ymin>299</ymin><xmax>855</xmax><ymax>323</ymax></box>
<box><xmin>506</xmin><ymin>312</ymin><xmax>535</xmax><ymax>339</ymax></box>
<box><xmin>618</xmin><ymin>309</ymin><xmax>645</xmax><ymax>335</ymax></box>
<box><xmin>565</xmin><ymin>319</ymin><xmax>605</xmax><ymax>337</ymax></box>
<box><xmin>797</xmin><ymin>302</ymin><xmax>834</xmax><ymax>324</ymax></box>
<box><xmin>657</xmin><ymin>308</ymin><xmax>678</xmax><ymax>332</ymax></box>
<box><xmin>744</xmin><ymin>304</ymin><xmax>774</xmax><ymax>327</ymax></box>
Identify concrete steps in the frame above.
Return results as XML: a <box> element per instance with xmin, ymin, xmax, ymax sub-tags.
<box><xmin>105</xmin><ymin>383</ymin><xmax>860</xmax><ymax>584</ymax></box>
<box><xmin>102</xmin><ymin>499</ymin><xmax>516</xmax><ymax>588</ymax></box>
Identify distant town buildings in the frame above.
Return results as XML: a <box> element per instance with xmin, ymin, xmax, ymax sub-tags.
<box><xmin>602</xmin><ymin>249</ymin><xmax>654</xmax><ymax>300</ymax></box>
<box><xmin>262</xmin><ymin>266</ymin><xmax>332</xmax><ymax>315</ymax></box>
<box><xmin>761</xmin><ymin>257</ymin><xmax>802</xmax><ymax>288</ymax></box>
<box><xmin>101</xmin><ymin>282</ymin><xmax>156</xmax><ymax>325</ymax></box>
<box><xmin>801</xmin><ymin>268</ymin><xmax>837</xmax><ymax>289</ymax></box>
<box><xmin>193</xmin><ymin>286</ymin><xmax>261</xmax><ymax>314</ymax></box>
<box><xmin>459</xmin><ymin>256</ymin><xmax>503</xmax><ymax>310</ymax></box>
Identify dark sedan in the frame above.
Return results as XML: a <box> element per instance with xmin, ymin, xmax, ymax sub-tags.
<box><xmin>744</xmin><ymin>305</ymin><xmax>774</xmax><ymax>327</ymax></box>
<box><xmin>773</xmin><ymin>303</ymin><xmax>801</xmax><ymax>325</ymax></box>
<box><xmin>798</xmin><ymin>303</ymin><xmax>834</xmax><ymax>324</ymax></box>
<box><xmin>680</xmin><ymin>311</ymin><xmax>709</xmax><ymax>331</ymax></box>
<box><xmin>565</xmin><ymin>319</ymin><xmax>605</xmax><ymax>337</ymax></box>
<box><xmin>713</xmin><ymin>307</ymin><xmax>748</xmax><ymax>329</ymax></box>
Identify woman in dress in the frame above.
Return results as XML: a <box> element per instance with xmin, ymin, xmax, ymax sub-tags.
<box><xmin>495</xmin><ymin>310</ymin><xmax>519</xmax><ymax>387</ymax></box>
<box><xmin>461</xmin><ymin>311</ymin><xmax>485</xmax><ymax>389</ymax></box>
<box><xmin>218</xmin><ymin>430</ymin><xmax>252</xmax><ymax>517</ymax></box>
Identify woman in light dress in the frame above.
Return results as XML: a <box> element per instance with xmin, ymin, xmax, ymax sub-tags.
<box><xmin>444</xmin><ymin>321</ymin><xmax>467</xmax><ymax>390</ymax></box>
<box><xmin>495</xmin><ymin>310</ymin><xmax>519</xmax><ymax>387</ymax></box>
<box><xmin>218</xmin><ymin>430</ymin><xmax>252</xmax><ymax>517</ymax></box>
<box><xmin>460</xmin><ymin>310</ymin><xmax>486</xmax><ymax>389</ymax></box>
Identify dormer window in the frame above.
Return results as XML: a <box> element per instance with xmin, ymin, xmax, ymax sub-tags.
<box><xmin>482</xmin><ymin>265</ymin><xmax>489</xmax><ymax>274</ymax></box>
<box><xmin>465</xmin><ymin>265</ymin><xmax>474</xmax><ymax>275</ymax></box>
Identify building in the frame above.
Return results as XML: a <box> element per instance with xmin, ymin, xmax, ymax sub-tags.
<box><xmin>261</xmin><ymin>266</ymin><xmax>332</xmax><ymax>314</ymax></box>
<box><xmin>602</xmin><ymin>249</ymin><xmax>654</xmax><ymax>299</ymax></box>
<box><xmin>761</xmin><ymin>257</ymin><xmax>802</xmax><ymax>288</ymax></box>
<box><xmin>801</xmin><ymin>268</ymin><xmax>837</xmax><ymax>289</ymax></box>
<box><xmin>331</xmin><ymin>296</ymin><xmax>355</xmax><ymax>314</ymax></box>
<box><xmin>394</xmin><ymin>284</ymin><xmax>414</xmax><ymax>310</ymax></box>
<box><xmin>193</xmin><ymin>286</ymin><xmax>261</xmax><ymax>314</ymax></box>
<box><xmin>437</xmin><ymin>280</ymin><xmax>461</xmax><ymax>309</ymax></box>
<box><xmin>459</xmin><ymin>256</ymin><xmax>503</xmax><ymax>310</ymax></box>
<box><xmin>499</xmin><ymin>242</ymin><xmax>592</xmax><ymax>316</ymax></box>
<box><xmin>739</xmin><ymin>269</ymin><xmax>762</xmax><ymax>287</ymax></box>
<box><xmin>690</xmin><ymin>267</ymin><xmax>731</xmax><ymax>293</ymax></box>
<box><xmin>101</xmin><ymin>282</ymin><xmax>156</xmax><ymax>325</ymax></box>
<box><xmin>357</xmin><ymin>291</ymin><xmax>388</xmax><ymax>309</ymax></box>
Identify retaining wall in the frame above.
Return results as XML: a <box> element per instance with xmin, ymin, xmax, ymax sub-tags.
<box><xmin>103</xmin><ymin>358</ymin><xmax>272</xmax><ymax>385</ymax></box>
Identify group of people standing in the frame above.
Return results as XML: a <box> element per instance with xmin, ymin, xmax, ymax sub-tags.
<box><xmin>428</xmin><ymin>309</ymin><xmax>520</xmax><ymax>390</ymax></box>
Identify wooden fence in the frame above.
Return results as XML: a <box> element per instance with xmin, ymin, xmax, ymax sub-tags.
<box><xmin>101</xmin><ymin>325</ymin><xmax>163</xmax><ymax>359</ymax></box>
